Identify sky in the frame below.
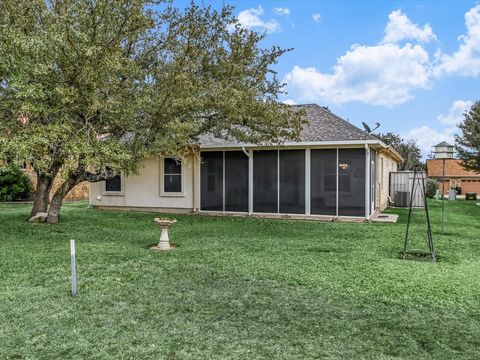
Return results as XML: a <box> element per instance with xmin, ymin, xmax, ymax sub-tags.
<box><xmin>176</xmin><ymin>0</ymin><xmax>480</xmax><ymax>158</ymax></box>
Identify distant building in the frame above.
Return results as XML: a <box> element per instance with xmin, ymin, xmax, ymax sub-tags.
<box><xmin>426</xmin><ymin>142</ymin><xmax>480</xmax><ymax>195</ymax></box>
<box><xmin>432</xmin><ymin>141</ymin><xmax>455</xmax><ymax>159</ymax></box>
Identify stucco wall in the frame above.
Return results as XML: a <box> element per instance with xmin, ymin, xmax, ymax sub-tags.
<box><xmin>376</xmin><ymin>150</ymin><xmax>398</xmax><ymax>211</ymax></box>
<box><xmin>90</xmin><ymin>155</ymin><xmax>196</xmax><ymax>210</ymax></box>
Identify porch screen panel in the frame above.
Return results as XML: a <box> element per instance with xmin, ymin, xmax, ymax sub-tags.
<box><xmin>225</xmin><ymin>151</ymin><xmax>249</xmax><ymax>212</ymax></box>
<box><xmin>310</xmin><ymin>149</ymin><xmax>337</xmax><ymax>215</ymax></box>
<box><xmin>279</xmin><ymin>150</ymin><xmax>305</xmax><ymax>214</ymax></box>
<box><xmin>338</xmin><ymin>149</ymin><xmax>365</xmax><ymax>216</ymax></box>
<box><xmin>200</xmin><ymin>152</ymin><xmax>223</xmax><ymax>211</ymax></box>
<box><xmin>253</xmin><ymin>150</ymin><xmax>278</xmax><ymax>213</ymax></box>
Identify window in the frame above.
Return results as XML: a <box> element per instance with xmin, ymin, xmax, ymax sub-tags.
<box><xmin>163</xmin><ymin>158</ymin><xmax>182</xmax><ymax>193</ymax></box>
<box><xmin>105</xmin><ymin>175</ymin><xmax>122</xmax><ymax>193</ymax></box>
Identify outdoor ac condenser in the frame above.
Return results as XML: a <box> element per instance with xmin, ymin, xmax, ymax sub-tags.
<box><xmin>395</xmin><ymin>191</ymin><xmax>410</xmax><ymax>207</ymax></box>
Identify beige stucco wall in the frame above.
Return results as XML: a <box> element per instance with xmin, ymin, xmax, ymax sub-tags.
<box><xmin>90</xmin><ymin>154</ymin><xmax>197</xmax><ymax>211</ymax></box>
<box><xmin>376</xmin><ymin>150</ymin><xmax>398</xmax><ymax>211</ymax></box>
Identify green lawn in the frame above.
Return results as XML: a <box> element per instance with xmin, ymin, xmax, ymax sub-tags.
<box><xmin>1</xmin><ymin>201</ymin><xmax>479</xmax><ymax>359</ymax></box>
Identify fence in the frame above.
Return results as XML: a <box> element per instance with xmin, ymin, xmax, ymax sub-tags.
<box><xmin>389</xmin><ymin>171</ymin><xmax>426</xmax><ymax>208</ymax></box>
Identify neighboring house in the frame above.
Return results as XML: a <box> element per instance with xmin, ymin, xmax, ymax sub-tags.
<box><xmin>427</xmin><ymin>141</ymin><xmax>480</xmax><ymax>195</ymax></box>
<box><xmin>90</xmin><ymin>104</ymin><xmax>402</xmax><ymax>220</ymax></box>
<box><xmin>23</xmin><ymin>165</ymin><xmax>90</xmax><ymax>201</ymax></box>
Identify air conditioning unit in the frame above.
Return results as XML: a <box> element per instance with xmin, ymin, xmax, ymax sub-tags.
<box><xmin>395</xmin><ymin>191</ymin><xmax>410</xmax><ymax>207</ymax></box>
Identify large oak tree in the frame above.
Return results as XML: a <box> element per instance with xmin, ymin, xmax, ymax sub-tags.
<box><xmin>0</xmin><ymin>0</ymin><xmax>304</xmax><ymax>223</ymax></box>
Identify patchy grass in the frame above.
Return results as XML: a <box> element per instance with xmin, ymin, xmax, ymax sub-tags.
<box><xmin>0</xmin><ymin>200</ymin><xmax>479</xmax><ymax>359</ymax></box>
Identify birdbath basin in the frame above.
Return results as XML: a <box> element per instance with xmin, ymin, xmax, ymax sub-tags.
<box><xmin>152</xmin><ymin>218</ymin><xmax>177</xmax><ymax>250</ymax></box>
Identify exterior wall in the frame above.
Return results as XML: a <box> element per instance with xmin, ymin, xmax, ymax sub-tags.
<box><xmin>426</xmin><ymin>158</ymin><xmax>480</xmax><ymax>194</ymax></box>
<box><xmin>375</xmin><ymin>150</ymin><xmax>398</xmax><ymax>211</ymax></box>
<box><xmin>90</xmin><ymin>154</ymin><xmax>196</xmax><ymax>210</ymax></box>
<box><xmin>24</xmin><ymin>165</ymin><xmax>90</xmax><ymax>201</ymax></box>
<box><xmin>89</xmin><ymin>145</ymin><xmax>395</xmax><ymax>218</ymax></box>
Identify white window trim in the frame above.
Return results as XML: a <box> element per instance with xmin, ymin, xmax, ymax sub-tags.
<box><xmin>103</xmin><ymin>174</ymin><xmax>125</xmax><ymax>196</ymax></box>
<box><xmin>160</xmin><ymin>157</ymin><xmax>185</xmax><ymax>197</ymax></box>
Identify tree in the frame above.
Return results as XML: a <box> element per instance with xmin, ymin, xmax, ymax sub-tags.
<box><xmin>456</xmin><ymin>101</ymin><xmax>480</xmax><ymax>173</ymax></box>
<box><xmin>376</xmin><ymin>132</ymin><xmax>423</xmax><ymax>171</ymax></box>
<box><xmin>0</xmin><ymin>0</ymin><xmax>304</xmax><ymax>223</ymax></box>
<box><xmin>0</xmin><ymin>165</ymin><xmax>32</xmax><ymax>202</ymax></box>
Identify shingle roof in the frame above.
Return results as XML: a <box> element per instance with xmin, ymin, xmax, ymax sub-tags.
<box><xmin>198</xmin><ymin>103</ymin><xmax>376</xmax><ymax>147</ymax></box>
<box><xmin>435</xmin><ymin>141</ymin><xmax>453</xmax><ymax>147</ymax></box>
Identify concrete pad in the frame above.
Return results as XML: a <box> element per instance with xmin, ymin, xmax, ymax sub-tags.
<box><xmin>371</xmin><ymin>213</ymin><xmax>399</xmax><ymax>223</ymax></box>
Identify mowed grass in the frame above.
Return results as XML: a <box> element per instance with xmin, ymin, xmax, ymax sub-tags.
<box><xmin>0</xmin><ymin>201</ymin><xmax>479</xmax><ymax>359</ymax></box>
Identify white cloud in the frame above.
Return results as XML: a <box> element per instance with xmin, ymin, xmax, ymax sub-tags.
<box><xmin>284</xmin><ymin>43</ymin><xmax>432</xmax><ymax>107</ymax></box>
<box><xmin>382</xmin><ymin>9</ymin><xmax>437</xmax><ymax>44</ymax></box>
<box><xmin>436</xmin><ymin>5</ymin><xmax>480</xmax><ymax>77</ymax></box>
<box><xmin>437</xmin><ymin>100</ymin><xmax>472</xmax><ymax>125</ymax></box>
<box><xmin>282</xmin><ymin>99</ymin><xmax>297</xmax><ymax>105</ymax></box>
<box><xmin>406</xmin><ymin>99</ymin><xmax>471</xmax><ymax>156</ymax></box>
<box><xmin>406</xmin><ymin>126</ymin><xmax>456</xmax><ymax>157</ymax></box>
<box><xmin>236</xmin><ymin>6</ymin><xmax>279</xmax><ymax>33</ymax></box>
<box><xmin>274</xmin><ymin>7</ymin><xmax>290</xmax><ymax>16</ymax></box>
<box><xmin>312</xmin><ymin>13</ymin><xmax>321</xmax><ymax>23</ymax></box>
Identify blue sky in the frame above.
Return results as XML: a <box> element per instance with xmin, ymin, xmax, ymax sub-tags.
<box><xmin>177</xmin><ymin>1</ymin><xmax>480</xmax><ymax>157</ymax></box>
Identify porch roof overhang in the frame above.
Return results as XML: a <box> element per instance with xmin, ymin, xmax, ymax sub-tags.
<box><xmin>199</xmin><ymin>139</ymin><xmax>388</xmax><ymax>150</ymax></box>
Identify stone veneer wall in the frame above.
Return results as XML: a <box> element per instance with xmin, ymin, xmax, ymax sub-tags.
<box><xmin>24</xmin><ymin>166</ymin><xmax>90</xmax><ymax>201</ymax></box>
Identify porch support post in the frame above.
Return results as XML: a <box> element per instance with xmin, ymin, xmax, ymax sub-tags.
<box><xmin>336</xmin><ymin>148</ymin><xmax>339</xmax><ymax>218</ymax></box>
<box><xmin>365</xmin><ymin>144</ymin><xmax>371</xmax><ymax>219</ymax></box>
<box><xmin>194</xmin><ymin>152</ymin><xmax>201</xmax><ymax>211</ymax></box>
<box><xmin>305</xmin><ymin>149</ymin><xmax>311</xmax><ymax>215</ymax></box>
<box><xmin>248</xmin><ymin>149</ymin><xmax>253</xmax><ymax>215</ymax></box>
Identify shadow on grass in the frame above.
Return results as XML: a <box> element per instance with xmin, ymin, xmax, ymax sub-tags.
<box><xmin>400</xmin><ymin>250</ymin><xmax>440</xmax><ymax>263</ymax></box>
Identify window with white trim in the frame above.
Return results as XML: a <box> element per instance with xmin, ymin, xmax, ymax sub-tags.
<box><xmin>163</xmin><ymin>158</ymin><xmax>182</xmax><ymax>193</ymax></box>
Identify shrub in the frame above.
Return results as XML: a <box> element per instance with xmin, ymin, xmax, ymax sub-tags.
<box><xmin>425</xmin><ymin>178</ymin><xmax>438</xmax><ymax>199</ymax></box>
<box><xmin>0</xmin><ymin>166</ymin><xmax>32</xmax><ymax>202</ymax></box>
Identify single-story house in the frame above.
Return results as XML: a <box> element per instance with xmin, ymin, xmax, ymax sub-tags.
<box><xmin>90</xmin><ymin>104</ymin><xmax>402</xmax><ymax>220</ymax></box>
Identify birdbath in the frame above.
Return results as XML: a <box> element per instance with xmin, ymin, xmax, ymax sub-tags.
<box><xmin>153</xmin><ymin>218</ymin><xmax>177</xmax><ymax>250</ymax></box>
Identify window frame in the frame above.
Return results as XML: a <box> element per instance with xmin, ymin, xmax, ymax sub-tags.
<box><xmin>103</xmin><ymin>174</ymin><xmax>125</xmax><ymax>196</ymax></box>
<box><xmin>160</xmin><ymin>157</ymin><xmax>185</xmax><ymax>197</ymax></box>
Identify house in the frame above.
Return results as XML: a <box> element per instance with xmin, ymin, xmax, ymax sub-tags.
<box><xmin>427</xmin><ymin>141</ymin><xmax>480</xmax><ymax>195</ymax></box>
<box><xmin>90</xmin><ymin>104</ymin><xmax>402</xmax><ymax>220</ymax></box>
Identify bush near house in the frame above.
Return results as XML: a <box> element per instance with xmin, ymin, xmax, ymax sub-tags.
<box><xmin>0</xmin><ymin>166</ymin><xmax>31</xmax><ymax>201</ymax></box>
<box><xmin>425</xmin><ymin>178</ymin><xmax>438</xmax><ymax>198</ymax></box>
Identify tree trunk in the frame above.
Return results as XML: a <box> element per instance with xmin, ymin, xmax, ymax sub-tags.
<box><xmin>30</xmin><ymin>174</ymin><xmax>55</xmax><ymax>218</ymax></box>
<box><xmin>46</xmin><ymin>178</ymin><xmax>80</xmax><ymax>224</ymax></box>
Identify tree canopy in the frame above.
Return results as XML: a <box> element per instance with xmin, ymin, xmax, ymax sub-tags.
<box><xmin>0</xmin><ymin>0</ymin><xmax>305</xmax><ymax>222</ymax></box>
<box><xmin>376</xmin><ymin>132</ymin><xmax>423</xmax><ymax>171</ymax></box>
<box><xmin>456</xmin><ymin>101</ymin><xmax>480</xmax><ymax>173</ymax></box>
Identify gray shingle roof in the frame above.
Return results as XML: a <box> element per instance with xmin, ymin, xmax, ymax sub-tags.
<box><xmin>198</xmin><ymin>103</ymin><xmax>376</xmax><ymax>147</ymax></box>
<box><xmin>434</xmin><ymin>141</ymin><xmax>453</xmax><ymax>147</ymax></box>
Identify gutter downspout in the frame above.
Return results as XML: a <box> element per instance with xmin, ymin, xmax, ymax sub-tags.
<box><xmin>242</xmin><ymin>146</ymin><xmax>250</xmax><ymax>157</ymax></box>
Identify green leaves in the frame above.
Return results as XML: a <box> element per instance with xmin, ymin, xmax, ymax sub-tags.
<box><xmin>0</xmin><ymin>0</ymin><xmax>304</xmax><ymax>216</ymax></box>
<box><xmin>456</xmin><ymin>101</ymin><xmax>480</xmax><ymax>173</ymax></box>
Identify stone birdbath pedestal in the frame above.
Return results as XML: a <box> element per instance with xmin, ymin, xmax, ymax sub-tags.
<box><xmin>152</xmin><ymin>218</ymin><xmax>177</xmax><ymax>251</ymax></box>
